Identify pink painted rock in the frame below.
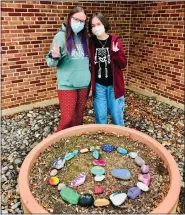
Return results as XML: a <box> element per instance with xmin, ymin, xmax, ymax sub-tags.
<box><xmin>94</xmin><ymin>186</ymin><xmax>105</xmax><ymax>195</ymax></box>
<box><xmin>71</xmin><ymin>172</ymin><xmax>86</xmax><ymax>187</ymax></box>
<box><xmin>141</xmin><ymin>165</ymin><xmax>150</xmax><ymax>174</ymax></box>
<box><xmin>138</xmin><ymin>173</ymin><xmax>151</xmax><ymax>186</ymax></box>
<box><xmin>93</xmin><ymin>160</ymin><xmax>106</xmax><ymax>166</ymax></box>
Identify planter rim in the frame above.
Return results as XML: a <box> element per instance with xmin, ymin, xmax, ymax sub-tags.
<box><xmin>18</xmin><ymin>124</ymin><xmax>181</xmax><ymax>214</ymax></box>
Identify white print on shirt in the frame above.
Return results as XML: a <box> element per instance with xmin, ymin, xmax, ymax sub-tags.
<box><xmin>71</xmin><ymin>44</ymin><xmax>86</xmax><ymax>59</ymax></box>
<box><xmin>94</xmin><ymin>47</ymin><xmax>110</xmax><ymax>78</ymax></box>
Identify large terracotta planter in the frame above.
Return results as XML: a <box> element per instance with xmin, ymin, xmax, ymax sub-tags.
<box><xmin>18</xmin><ymin>124</ymin><xmax>181</xmax><ymax>214</ymax></box>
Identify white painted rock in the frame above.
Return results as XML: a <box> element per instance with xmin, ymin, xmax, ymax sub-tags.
<box><xmin>129</xmin><ymin>152</ymin><xmax>138</xmax><ymax>159</ymax></box>
<box><xmin>50</xmin><ymin>169</ymin><xmax>58</xmax><ymax>176</ymax></box>
<box><xmin>58</xmin><ymin>183</ymin><xmax>66</xmax><ymax>191</ymax></box>
<box><xmin>137</xmin><ymin>182</ymin><xmax>149</xmax><ymax>192</ymax></box>
<box><xmin>110</xmin><ymin>192</ymin><xmax>127</xmax><ymax>206</ymax></box>
<box><xmin>94</xmin><ymin>175</ymin><xmax>105</xmax><ymax>182</ymax></box>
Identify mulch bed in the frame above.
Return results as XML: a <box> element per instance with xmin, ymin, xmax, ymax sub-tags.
<box><xmin>30</xmin><ymin>131</ymin><xmax>170</xmax><ymax>214</ymax></box>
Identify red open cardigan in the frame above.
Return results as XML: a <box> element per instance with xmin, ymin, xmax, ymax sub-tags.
<box><xmin>89</xmin><ymin>35</ymin><xmax>127</xmax><ymax>99</ymax></box>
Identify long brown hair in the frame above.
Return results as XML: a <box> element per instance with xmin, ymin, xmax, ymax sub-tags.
<box><xmin>65</xmin><ymin>6</ymin><xmax>89</xmax><ymax>56</ymax></box>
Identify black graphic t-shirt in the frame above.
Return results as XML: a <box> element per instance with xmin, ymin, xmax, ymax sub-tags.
<box><xmin>94</xmin><ymin>35</ymin><xmax>113</xmax><ymax>86</ymax></box>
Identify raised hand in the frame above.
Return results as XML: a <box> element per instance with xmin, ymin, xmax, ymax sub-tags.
<box><xmin>51</xmin><ymin>41</ymin><xmax>60</xmax><ymax>58</ymax></box>
<box><xmin>112</xmin><ymin>41</ymin><xmax>119</xmax><ymax>52</ymax></box>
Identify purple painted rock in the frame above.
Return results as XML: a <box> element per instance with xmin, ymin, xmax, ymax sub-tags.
<box><xmin>71</xmin><ymin>172</ymin><xmax>86</xmax><ymax>187</ymax></box>
<box><xmin>93</xmin><ymin>160</ymin><xmax>106</xmax><ymax>166</ymax></box>
<box><xmin>127</xmin><ymin>187</ymin><xmax>141</xmax><ymax>199</ymax></box>
<box><xmin>135</xmin><ymin>156</ymin><xmax>145</xmax><ymax>166</ymax></box>
<box><xmin>138</xmin><ymin>173</ymin><xmax>151</xmax><ymax>186</ymax></box>
<box><xmin>141</xmin><ymin>165</ymin><xmax>150</xmax><ymax>174</ymax></box>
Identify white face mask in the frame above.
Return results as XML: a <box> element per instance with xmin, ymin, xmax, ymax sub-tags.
<box><xmin>92</xmin><ymin>25</ymin><xmax>105</xmax><ymax>36</ymax></box>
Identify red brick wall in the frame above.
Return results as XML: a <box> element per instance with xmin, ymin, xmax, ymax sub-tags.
<box><xmin>1</xmin><ymin>0</ymin><xmax>131</xmax><ymax>109</ymax></box>
<box><xmin>1</xmin><ymin>1</ymin><xmax>184</xmax><ymax>110</ymax></box>
<box><xmin>128</xmin><ymin>1</ymin><xmax>184</xmax><ymax>104</ymax></box>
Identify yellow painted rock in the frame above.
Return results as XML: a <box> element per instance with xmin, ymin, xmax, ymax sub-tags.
<box><xmin>94</xmin><ymin>198</ymin><xmax>110</xmax><ymax>207</ymax></box>
<box><xmin>80</xmin><ymin>148</ymin><xmax>89</xmax><ymax>153</ymax></box>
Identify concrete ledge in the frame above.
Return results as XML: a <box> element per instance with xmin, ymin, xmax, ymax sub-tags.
<box><xmin>2</xmin><ymin>86</ymin><xmax>184</xmax><ymax>116</ymax></box>
<box><xmin>127</xmin><ymin>85</ymin><xmax>184</xmax><ymax>110</ymax></box>
<box><xmin>2</xmin><ymin>98</ymin><xmax>59</xmax><ymax>116</ymax></box>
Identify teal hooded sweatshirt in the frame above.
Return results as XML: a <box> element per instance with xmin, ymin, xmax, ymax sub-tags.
<box><xmin>46</xmin><ymin>24</ymin><xmax>91</xmax><ymax>90</ymax></box>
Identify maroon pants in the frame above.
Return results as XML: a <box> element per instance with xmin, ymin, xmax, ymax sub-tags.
<box><xmin>56</xmin><ymin>88</ymin><xmax>89</xmax><ymax>132</ymax></box>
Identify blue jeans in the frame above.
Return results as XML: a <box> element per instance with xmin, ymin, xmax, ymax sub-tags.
<box><xmin>93</xmin><ymin>83</ymin><xmax>125</xmax><ymax>126</ymax></box>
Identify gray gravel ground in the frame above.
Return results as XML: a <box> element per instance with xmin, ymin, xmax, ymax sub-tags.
<box><xmin>1</xmin><ymin>90</ymin><xmax>184</xmax><ymax>214</ymax></box>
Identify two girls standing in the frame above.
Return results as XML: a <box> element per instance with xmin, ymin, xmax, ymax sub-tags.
<box><xmin>46</xmin><ymin>7</ymin><xmax>127</xmax><ymax>132</ymax></box>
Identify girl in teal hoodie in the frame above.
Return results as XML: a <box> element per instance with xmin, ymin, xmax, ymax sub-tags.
<box><xmin>46</xmin><ymin>7</ymin><xmax>91</xmax><ymax>132</ymax></box>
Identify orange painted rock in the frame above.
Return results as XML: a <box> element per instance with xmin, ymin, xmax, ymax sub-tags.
<box><xmin>49</xmin><ymin>176</ymin><xmax>59</xmax><ymax>186</ymax></box>
<box><xmin>94</xmin><ymin>198</ymin><xmax>110</xmax><ymax>207</ymax></box>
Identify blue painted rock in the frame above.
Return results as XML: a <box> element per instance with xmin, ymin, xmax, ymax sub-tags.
<box><xmin>127</xmin><ymin>187</ymin><xmax>141</xmax><ymax>199</ymax></box>
<box><xmin>101</xmin><ymin>144</ymin><xmax>115</xmax><ymax>152</ymax></box>
<box><xmin>93</xmin><ymin>150</ymin><xmax>100</xmax><ymax>159</ymax></box>
<box><xmin>79</xmin><ymin>194</ymin><xmax>94</xmax><ymax>207</ymax></box>
<box><xmin>109</xmin><ymin>192</ymin><xmax>127</xmax><ymax>206</ymax></box>
<box><xmin>111</xmin><ymin>168</ymin><xmax>131</xmax><ymax>179</ymax></box>
<box><xmin>91</xmin><ymin>166</ymin><xmax>105</xmax><ymax>175</ymax></box>
<box><xmin>64</xmin><ymin>152</ymin><xmax>74</xmax><ymax>161</ymax></box>
<box><xmin>71</xmin><ymin>172</ymin><xmax>86</xmax><ymax>187</ymax></box>
<box><xmin>52</xmin><ymin>156</ymin><xmax>65</xmax><ymax>169</ymax></box>
<box><xmin>117</xmin><ymin>147</ymin><xmax>128</xmax><ymax>155</ymax></box>
<box><xmin>129</xmin><ymin>152</ymin><xmax>138</xmax><ymax>159</ymax></box>
<box><xmin>73</xmin><ymin>149</ymin><xmax>79</xmax><ymax>156</ymax></box>
<box><xmin>60</xmin><ymin>187</ymin><xmax>80</xmax><ymax>205</ymax></box>
<box><xmin>135</xmin><ymin>156</ymin><xmax>145</xmax><ymax>166</ymax></box>
<box><xmin>141</xmin><ymin>165</ymin><xmax>150</xmax><ymax>174</ymax></box>
<box><xmin>137</xmin><ymin>182</ymin><xmax>149</xmax><ymax>191</ymax></box>
<box><xmin>138</xmin><ymin>173</ymin><xmax>151</xmax><ymax>186</ymax></box>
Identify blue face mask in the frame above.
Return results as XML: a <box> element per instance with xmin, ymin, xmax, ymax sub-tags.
<box><xmin>71</xmin><ymin>20</ymin><xmax>85</xmax><ymax>34</ymax></box>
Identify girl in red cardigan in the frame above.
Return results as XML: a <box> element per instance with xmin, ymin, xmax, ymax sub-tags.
<box><xmin>88</xmin><ymin>12</ymin><xmax>127</xmax><ymax>126</ymax></box>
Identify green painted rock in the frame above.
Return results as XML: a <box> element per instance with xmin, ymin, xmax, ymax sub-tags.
<box><xmin>60</xmin><ymin>187</ymin><xmax>80</xmax><ymax>205</ymax></box>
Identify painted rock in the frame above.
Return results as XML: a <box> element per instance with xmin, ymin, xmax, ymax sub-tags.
<box><xmin>64</xmin><ymin>152</ymin><xmax>74</xmax><ymax>161</ymax></box>
<box><xmin>111</xmin><ymin>168</ymin><xmax>131</xmax><ymax>180</ymax></box>
<box><xmin>135</xmin><ymin>156</ymin><xmax>145</xmax><ymax>166</ymax></box>
<box><xmin>50</xmin><ymin>169</ymin><xmax>58</xmax><ymax>176</ymax></box>
<box><xmin>94</xmin><ymin>186</ymin><xmax>104</xmax><ymax>195</ymax></box>
<box><xmin>141</xmin><ymin>165</ymin><xmax>150</xmax><ymax>174</ymax></box>
<box><xmin>117</xmin><ymin>147</ymin><xmax>128</xmax><ymax>155</ymax></box>
<box><xmin>58</xmin><ymin>183</ymin><xmax>66</xmax><ymax>191</ymax></box>
<box><xmin>101</xmin><ymin>144</ymin><xmax>115</xmax><ymax>152</ymax></box>
<box><xmin>93</xmin><ymin>150</ymin><xmax>99</xmax><ymax>159</ymax></box>
<box><xmin>127</xmin><ymin>187</ymin><xmax>141</xmax><ymax>199</ymax></box>
<box><xmin>71</xmin><ymin>172</ymin><xmax>86</xmax><ymax>187</ymax></box>
<box><xmin>96</xmin><ymin>146</ymin><xmax>101</xmax><ymax>150</ymax></box>
<box><xmin>91</xmin><ymin>166</ymin><xmax>105</xmax><ymax>176</ymax></box>
<box><xmin>52</xmin><ymin>156</ymin><xmax>65</xmax><ymax>169</ymax></box>
<box><xmin>129</xmin><ymin>152</ymin><xmax>138</xmax><ymax>159</ymax></box>
<box><xmin>73</xmin><ymin>149</ymin><xmax>79</xmax><ymax>156</ymax></box>
<box><xmin>94</xmin><ymin>199</ymin><xmax>110</xmax><ymax>207</ymax></box>
<box><xmin>60</xmin><ymin>187</ymin><xmax>80</xmax><ymax>205</ymax></box>
<box><xmin>49</xmin><ymin>176</ymin><xmax>59</xmax><ymax>186</ymax></box>
<box><xmin>137</xmin><ymin>182</ymin><xmax>149</xmax><ymax>191</ymax></box>
<box><xmin>138</xmin><ymin>173</ymin><xmax>151</xmax><ymax>186</ymax></box>
<box><xmin>94</xmin><ymin>175</ymin><xmax>105</xmax><ymax>182</ymax></box>
<box><xmin>80</xmin><ymin>148</ymin><xmax>89</xmax><ymax>153</ymax></box>
<box><xmin>79</xmin><ymin>194</ymin><xmax>94</xmax><ymax>207</ymax></box>
<box><xmin>93</xmin><ymin>160</ymin><xmax>106</xmax><ymax>166</ymax></box>
<box><xmin>90</xmin><ymin>146</ymin><xmax>96</xmax><ymax>151</ymax></box>
<box><xmin>109</xmin><ymin>192</ymin><xmax>127</xmax><ymax>206</ymax></box>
